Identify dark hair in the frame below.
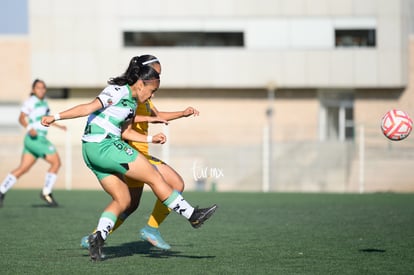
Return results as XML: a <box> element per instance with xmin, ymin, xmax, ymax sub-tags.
<box><xmin>108</xmin><ymin>55</ymin><xmax>160</xmax><ymax>86</ymax></box>
<box><xmin>32</xmin><ymin>79</ymin><xmax>46</xmax><ymax>89</ymax></box>
<box><xmin>31</xmin><ymin>79</ymin><xmax>46</xmax><ymax>95</ymax></box>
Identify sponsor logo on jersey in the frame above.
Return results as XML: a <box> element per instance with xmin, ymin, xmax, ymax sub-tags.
<box><xmin>101</xmin><ymin>90</ymin><xmax>113</xmax><ymax>97</ymax></box>
<box><xmin>124</xmin><ymin>147</ymin><xmax>134</xmax><ymax>156</ymax></box>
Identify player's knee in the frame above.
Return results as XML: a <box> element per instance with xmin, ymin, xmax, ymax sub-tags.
<box><xmin>170</xmin><ymin>177</ymin><xmax>185</xmax><ymax>192</ymax></box>
<box><xmin>47</xmin><ymin>155</ymin><xmax>61</xmax><ymax>170</ymax></box>
<box><xmin>55</xmin><ymin>157</ymin><xmax>62</xmax><ymax>168</ymax></box>
<box><xmin>119</xmin><ymin>195</ymin><xmax>131</xmax><ymax>210</ymax></box>
<box><xmin>53</xmin><ymin>158</ymin><xmax>62</xmax><ymax>170</ymax></box>
<box><xmin>145</xmin><ymin>171</ymin><xmax>165</xmax><ymax>187</ymax></box>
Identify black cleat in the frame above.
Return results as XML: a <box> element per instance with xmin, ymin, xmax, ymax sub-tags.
<box><xmin>0</xmin><ymin>192</ymin><xmax>4</xmax><ymax>208</ymax></box>
<box><xmin>88</xmin><ymin>231</ymin><xmax>105</xmax><ymax>261</ymax></box>
<box><xmin>189</xmin><ymin>204</ymin><xmax>218</xmax><ymax>229</ymax></box>
<box><xmin>40</xmin><ymin>192</ymin><xmax>59</xmax><ymax>207</ymax></box>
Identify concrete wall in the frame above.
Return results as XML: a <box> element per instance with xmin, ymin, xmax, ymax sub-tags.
<box><xmin>0</xmin><ymin>38</ymin><xmax>31</xmax><ymax>101</ymax></box>
<box><xmin>29</xmin><ymin>0</ymin><xmax>409</xmax><ymax>89</ymax></box>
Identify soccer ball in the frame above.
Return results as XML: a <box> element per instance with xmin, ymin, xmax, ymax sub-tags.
<box><xmin>381</xmin><ymin>109</ymin><xmax>413</xmax><ymax>141</ymax></box>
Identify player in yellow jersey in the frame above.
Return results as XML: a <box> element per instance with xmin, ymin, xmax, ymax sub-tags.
<box><xmin>81</xmin><ymin>55</ymin><xmax>200</xmax><ymax>250</ymax></box>
<box><xmin>125</xmin><ymin>98</ymin><xmax>198</xmax><ymax>250</ymax></box>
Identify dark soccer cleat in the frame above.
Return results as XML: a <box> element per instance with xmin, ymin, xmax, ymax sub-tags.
<box><xmin>0</xmin><ymin>192</ymin><xmax>4</xmax><ymax>208</ymax></box>
<box><xmin>189</xmin><ymin>204</ymin><xmax>218</xmax><ymax>229</ymax></box>
<box><xmin>40</xmin><ymin>192</ymin><xmax>58</xmax><ymax>207</ymax></box>
<box><xmin>88</xmin><ymin>231</ymin><xmax>105</xmax><ymax>261</ymax></box>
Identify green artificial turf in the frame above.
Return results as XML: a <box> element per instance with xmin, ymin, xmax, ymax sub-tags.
<box><xmin>0</xmin><ymin>190</ymin><xmax>413</xmax><ymax>274</ymax></box>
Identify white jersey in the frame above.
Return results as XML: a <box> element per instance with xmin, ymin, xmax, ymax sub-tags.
<box><xmin>82</xmin><ymin>85</ymin><xmax>137</xmax><ymax>142</ymax></box>
<box><xmin>21</xmin><ymin>95</ymin><xmax>50</xmax><ymax>136</ymax></box>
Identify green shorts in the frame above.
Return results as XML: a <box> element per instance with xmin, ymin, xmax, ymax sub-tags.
<box><xmin>23</xmin><ymin>134</ymin><xmax>57</xmax><ymax>158</ymax></box>
<box><xmin>82</xmin><ymin>137</ymin><xmax>139</xmax><ymax>180</ymax></box>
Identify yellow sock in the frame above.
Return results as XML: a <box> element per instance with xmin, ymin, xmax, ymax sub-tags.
<box><xmin>111</xmin><ymin>212</ymin><xmax>129</xmax><ymax>232</ymax></box>
<box><xmin>147</xmin><ymin>199</ymin><xmax>171</xmax><ymax>228</ymax></box>
<box><xmin>111</xmin><ymin>219</ymin><xmax>123</xmax><ymax>233</ymax></box>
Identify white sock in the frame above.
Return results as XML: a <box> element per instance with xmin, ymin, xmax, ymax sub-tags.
<box><xmin>0</xmin><ymin>173</ymin><xmax>17</xmax><ymax>194</ymax></box>
<box><xmin>42</xmin><ymin>173</ymin><xmax>57</xmax><ymax>195</ymax></box>
<box><xmin>96</xmin><ymin>212</ymin><xmax>117</xmax><ymax>240</ymax></box>
<box><xmin>163</xmin><ymin>190</ymin><xmax>194</xmax><ymax>219</ymax></box>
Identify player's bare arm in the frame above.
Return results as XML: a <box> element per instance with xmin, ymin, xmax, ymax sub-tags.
<box><xmin>122</xmin><ymin>120</ymin><xmax>167</xmax><ymax>144</ymax></box>
<box><xmin>134</xmin><ymin>114</ymin><xmax>168</xmax><ymax>124</ymax></box>
<box><xmin>152</xmin><ymin>105</ymin><xmax>200</xmax><ymax>122</ymax></box>
<box><xmin>41</xmin><ymin>98</ymin><xmax>103</xmax><ymax>126</ymax></box>
<box><xmin>19</xmin><ymin>112</ymin><xmax>37</xmax><ymax>137</ymax></box>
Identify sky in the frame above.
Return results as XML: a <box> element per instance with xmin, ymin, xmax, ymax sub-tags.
<box><xmin>0</xmin><ymin>0</ymin><xmax>28</xmax><ymax>34</ymax></box>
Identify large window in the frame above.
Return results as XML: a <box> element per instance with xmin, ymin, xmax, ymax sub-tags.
<box><xmin>335</xmin><ymin>29</ymin><xmax>376</xmax><ymax>47</ymax></box>
<box><xmin>123</xmin><ymin>31</ymin><xmax>244</xmax><ymax>47</ymax></box>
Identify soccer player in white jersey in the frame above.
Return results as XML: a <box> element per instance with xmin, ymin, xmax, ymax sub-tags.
<box><xmin>80</xmin><ymin>55</ymin><xmax>200</xmax><ymax>251</ymax></box>
<box><xmin>0</xmin><ymin>79</ymin><xmax>66</xmax><ymax>207</ymax></box>
<box><xmin>41</xmin><ymin>56</ymin><xmax>217</xmax><ymax>261</ymax></box>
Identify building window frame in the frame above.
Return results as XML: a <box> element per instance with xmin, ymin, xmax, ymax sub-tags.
<box><xmin>334</xmin><ymin>29</ymin><xmax>376</xmax><ymax>48</ymax></box>
<box><xmin>319</xmin><ymin>91</ymin><xmax>355</xmax><ymax>142</ymax></box>
<box><xmin>123</xmin><ymin>31</ymin><xmax>244</xmax><ymax>47</ymax></box>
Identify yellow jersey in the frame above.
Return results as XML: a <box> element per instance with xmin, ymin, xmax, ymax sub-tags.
<box><xmin>128</xmin><ymin>99</ymin><xmax>154</xmax><ymax>155</ymax></box>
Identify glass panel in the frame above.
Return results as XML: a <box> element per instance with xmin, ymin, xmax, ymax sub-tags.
<box><xmin>344</xmin><ymin>107</ymin><xmax>354</xmax><ymax>139</ymax></box>
<box><xmin>327</xmin><ymin>106</ymin><xmax>339</xmax><ymax>140</ymax></box>
<box><xmin>345</xmin><ymin>107</ymin><xmax>353</xmax><ymax>120</ymax></box>
<box><xmin>335</xmin><ymin>29</ymin><xmax>376</xmax><ymax>47</ymax></box>
<box><xmin>345</xmin><ymin>127</ymin><xmax>354</xmax><ymax>139</ymax></box>
<box><xmin>320</xmin><ymin>91</ymin><xmax>354</xmax><ymax>142</ymax></box>
<box><xmin>124</xmin><ymin>31</ymin><xmax>244</xmax><ymax>47</ymax></box>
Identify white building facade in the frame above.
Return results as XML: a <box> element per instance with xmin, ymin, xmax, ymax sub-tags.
<box><xmin>1</xmin><ymin>0</ymin><xmax>414</xmax><ymax>192</ymax></box>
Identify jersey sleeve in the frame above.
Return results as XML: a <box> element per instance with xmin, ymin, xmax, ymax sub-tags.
<box><xmin>97</xmin><ymin>86</ymin><xmax>123</xmax><ymax>109</ymax></box>
<box><xmin>20</xmin><ymin>98</ymin><xmax>32</xmax><ymax>115</ymax></box>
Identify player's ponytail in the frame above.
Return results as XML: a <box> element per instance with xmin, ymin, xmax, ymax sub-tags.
<box><xmin>108</xmin><ymin>55</ymin><xmax>160</xmax><ymax>86</ymax></box>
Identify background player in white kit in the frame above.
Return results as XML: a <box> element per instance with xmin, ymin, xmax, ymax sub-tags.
<box><xmin>0</xmin><ymin>79</ymin><xmax>66</xmax><ymax>207</ymax></box>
